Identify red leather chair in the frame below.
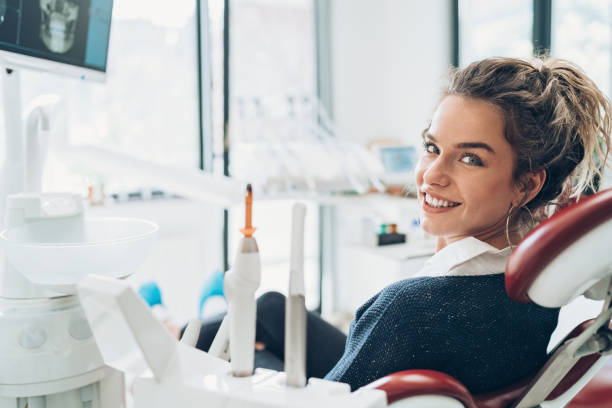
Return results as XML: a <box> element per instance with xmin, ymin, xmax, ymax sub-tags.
<box><xmin>366</xmin><ymin>188</ymin><xmax>612</xmax><ymax>408</ymax></box>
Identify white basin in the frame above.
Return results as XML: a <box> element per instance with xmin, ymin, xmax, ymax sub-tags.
<box><xmin>0</xmin><ymin>217</ymin><xmax>159</xmax><ymax>292</ymax></box>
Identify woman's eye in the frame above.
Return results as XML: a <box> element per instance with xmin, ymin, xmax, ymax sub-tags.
<box><xmin>423</xmin><ymin>142</ymin><xmax>439</xmax><ymax>154</ymax></box>
<box><xmin>460</xmin><ymin>154</ymin><xmax>484</xmax><ymax>166</ymax></box>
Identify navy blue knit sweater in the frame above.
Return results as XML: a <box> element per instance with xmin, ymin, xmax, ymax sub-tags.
<box><xmin>324</xmin><ymin>274</ymin><xmax>559</xmax><ymax>392</ymax></box>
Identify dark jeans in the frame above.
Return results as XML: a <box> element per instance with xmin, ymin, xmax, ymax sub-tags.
<box><xmin>190</xmin><ymin>291</ymin><xmax>347</xmax><ymax>379</ymax></box>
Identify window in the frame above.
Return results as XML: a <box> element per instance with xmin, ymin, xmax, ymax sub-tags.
<box><xmin>551</xmin><ymin>0</ymin><xmax>612</xmax><ymax>97</ymax></box>
<box><xmin>227</xmin><ymin>0</ymin><xmax>320</xmax><ymax>308</ymax></box>
<box><xmin>18</xmin><ymin>0</ymin><xmax>200</xmax><ymax>193</ymax></box>
<box><xmin>552</xmin><ymin>0</ymin><xmax>612</xmax><ymax>188</ymax></box>
<box><xmin>459</xmin><ymin>0</ymin><xmax>533</xmax><ymax>66</ymax></box>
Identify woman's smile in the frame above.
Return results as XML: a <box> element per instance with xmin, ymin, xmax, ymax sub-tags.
<box><xmin>420</xmin><ymin>191</ymin><xmax>461</xmax><ymax>213</ymax></box>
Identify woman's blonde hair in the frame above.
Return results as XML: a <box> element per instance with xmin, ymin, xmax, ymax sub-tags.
<box><xmin>444</xmin><ymin>57</ymin><xmax>612</xmax><ymax>214</ymax></box>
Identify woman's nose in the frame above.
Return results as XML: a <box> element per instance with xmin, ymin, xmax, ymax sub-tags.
<box><xmin>422</xmin><ymin>157</ymin><xmax>451</xmax><ymax>187</ymax></box>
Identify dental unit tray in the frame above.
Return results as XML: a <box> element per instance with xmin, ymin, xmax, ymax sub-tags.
<box><xmin>77</xmin><ymin>274</ymin><xmax>387</xmax><ymax>408</ymax></box>
<box><xmin>0</xmin><ymin>217</ymin><xmax>158</xmax><ymax>293</ymax></box>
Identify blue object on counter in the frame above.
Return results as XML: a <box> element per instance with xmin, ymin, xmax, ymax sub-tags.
<box><xmin>138</xmin><ymin>281</ymin><xmax>163</xmax><ymax>307</ymax></box>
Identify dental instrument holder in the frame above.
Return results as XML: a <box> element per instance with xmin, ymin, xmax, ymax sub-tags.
<box><xmin>75</xmin><ymin>193</ymin><xmax>387</xmax><ymax>407</ymax></box>
<box><xmin>225</xmin><ymin>235</ymin><xmax>261</xmax><ymax>376</ymax></box>
<box><xmin>223</xmin><ymin>184</ymin><xmax>261</xmax><ymax>376</ymax></box>
<box><xmin>285</xmin><ymin>203</ymin><xmax>307</xmax><ymax>387</ymax></box>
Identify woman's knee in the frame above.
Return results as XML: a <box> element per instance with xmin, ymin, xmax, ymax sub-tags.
<box><xmin>257</xmin><ymin>291</ymin><xmax>285</xmax><ymax>319</ymax></box>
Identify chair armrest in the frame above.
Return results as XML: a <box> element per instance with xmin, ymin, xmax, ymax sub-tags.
<box><xmin>366</xmin><ymin>369</ymin><xmax>477</xmax><ymax>408</ymax></box>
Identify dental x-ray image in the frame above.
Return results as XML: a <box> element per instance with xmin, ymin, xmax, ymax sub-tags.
<box><xmin>0</xmin><ymin>0</ymin><xmax>21</xmax><ymax>44</ymax></box>
<box><xmin>19</xmin><ymin>0</ymin><xmax>90</xmax><ymax>62</ymax></box>
<box><xmin>0</xmin><ymin>0</ymin><xmax>6</xmax><ymax>24</ymax></box>
<box><xmin>40</xmin><ymin>0</ymin><xmax>79</xmax><ymax>53</ymax></box>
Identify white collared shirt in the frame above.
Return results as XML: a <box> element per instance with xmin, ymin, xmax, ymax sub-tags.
<box><xmin>413</xmin><ymin>236</ymin><xmax>512</xmax><ymax>278</ymax></box>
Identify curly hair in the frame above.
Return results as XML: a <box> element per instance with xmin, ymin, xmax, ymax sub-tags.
<box><xmin>443</xmin><ymin>57</ymin><xmax>612</xmax><ymax>215</ymax></box>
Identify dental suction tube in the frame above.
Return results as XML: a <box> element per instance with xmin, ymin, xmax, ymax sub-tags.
<box><xmin>285</xmin><ymin>203</ymin><xmax>307</xmax><ymax>387</ymax></box>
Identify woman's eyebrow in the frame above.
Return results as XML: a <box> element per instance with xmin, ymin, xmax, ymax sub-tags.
<box><xmin>456</xmin><ymin>142</ymin><xmax>496</xmax><ymax>154</ymax></box>
<box><xmin>425</xmin><ymin>133</ymin><xmax>495</xmax><ymax>154</ymax></box>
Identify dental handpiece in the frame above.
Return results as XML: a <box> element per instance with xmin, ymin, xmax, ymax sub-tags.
<box><xmin>225</xmin><ymin>184</ymin><xmax>261</xmax><ymax>376</ymax></box>
<box><xmin>285</xmin><ymin>203</ymin><xmax>307</xmax><ymax>387</ymax></box>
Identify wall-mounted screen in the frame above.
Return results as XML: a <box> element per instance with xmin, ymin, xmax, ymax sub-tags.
<box><xmin>0</xmin><ymin>0</ymin><xmax>113</xmax><ymax>78</ymax></box>
<box><xmin>379</xmin><ymin>146</ymin><xmax>417</xmax><ymax>173</ymax></box>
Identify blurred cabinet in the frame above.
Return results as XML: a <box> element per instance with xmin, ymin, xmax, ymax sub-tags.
<box><xmin>338</xmin><ymin>242</ymin><xmax>434</xmax><ymax>312</ymax></box>
<box><xmin>325</xmin><ymin>195</ymin><xmax>434</xmax><ymax>314</ymax></box>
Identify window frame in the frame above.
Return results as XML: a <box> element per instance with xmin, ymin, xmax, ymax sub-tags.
<box><xmin>454</xmin><ymin>0</ymin><xmax>553</xmax><ymax>67</ymax></box>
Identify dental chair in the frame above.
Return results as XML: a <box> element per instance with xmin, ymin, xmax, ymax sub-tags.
<box><xmin>368</xmin><ymin>187</ymin><xmax>612</xmax><ymax>408</ymax></box>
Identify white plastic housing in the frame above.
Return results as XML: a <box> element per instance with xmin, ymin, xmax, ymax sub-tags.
<box><xmin>528</xmin><ymin>218</ymin><xmax>612</xmax><ymax>307</ymax></box>
<box><xmin>78</xmin><ymin>274</ymin><xmax>387</xmax><ymax>408</ymax></box>
<box><xmin>225</xmin><ymin>236</ymin><xmax>261</xmax><ymax>376</ymax></box>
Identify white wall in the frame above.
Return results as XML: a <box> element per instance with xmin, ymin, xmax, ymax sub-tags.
<box><xmin>327</xmin><ymin>1</ymin><xmax>451</xmax><ymax>315</ymax></box>
<box><xmin>330</xmin><ymin>0</ymin><xmax>451</xmax><ymax>145</ymax></box>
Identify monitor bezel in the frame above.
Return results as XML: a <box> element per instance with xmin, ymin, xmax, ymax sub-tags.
<box><xmin>0</xmin><ymin>49</ymin><xmax>107</xmax><ymax>82</ymax></box>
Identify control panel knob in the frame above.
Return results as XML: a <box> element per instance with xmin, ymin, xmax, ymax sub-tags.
<box><xmin>19</xmin><ymin>325</ymin><xmax>47</xmax><ymax>349</ymax></box>
<box><xmin>69</xmin><ymin>316</ymin><xmax>93</xmax><ymax>340</ymax></box>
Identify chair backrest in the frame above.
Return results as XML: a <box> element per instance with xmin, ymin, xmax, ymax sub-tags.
<box><xmin>503</xmin><ymin>188</ymin><xmax>612</xmax><ymax>408</ymax></box>
<box><xmin>506</xmin><ymin>188</ymin><xmax>612</xmax><ymax>307</ymax></box>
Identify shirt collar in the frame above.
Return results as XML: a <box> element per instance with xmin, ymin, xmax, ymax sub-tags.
<box><xmin>414</xmin><ymin>236</ymin><xmax>512</xmax><ymax>278</ymax></box>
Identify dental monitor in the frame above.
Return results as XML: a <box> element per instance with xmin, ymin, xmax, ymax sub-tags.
<box><xmin>0</xmin><ymin>0</ymin><xmax>113</xmax><ymax>81</ymax></box>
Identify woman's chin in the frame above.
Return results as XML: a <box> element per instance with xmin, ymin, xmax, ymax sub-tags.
<box><xmin>420</xmin><ymin>222</ymin><xmax>465</xmax><ymax>240</ymax></box>
<box><xmin>420</xmin><ymin>222</ymin><xmax>448</xmax><ymax>238</ymax></box>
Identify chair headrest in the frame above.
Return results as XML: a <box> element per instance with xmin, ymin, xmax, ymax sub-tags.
<box><xmin>506</xmin><ymin>188</ymin><xmax>612</xmax><ymax>307</ymax></box>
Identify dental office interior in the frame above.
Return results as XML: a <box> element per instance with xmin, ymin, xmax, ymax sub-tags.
<box><xmin>1</xmin><ymin>0</ymin><xmax>612</xmax><ymax>407</ymax></box>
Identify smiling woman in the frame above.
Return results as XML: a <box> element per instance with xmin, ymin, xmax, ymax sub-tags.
<box><xmin>323</xmin><ymin>57</ymin><xmax>612</xmax><ymax>391</ymax></box>
<box><xmin>190</xmin><ymin>57</ymin><xmax>612</xmax><ymax>395</ymax></box>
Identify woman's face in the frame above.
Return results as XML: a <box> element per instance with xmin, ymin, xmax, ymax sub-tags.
<box><xmin>415</xmin><ymin>95</ymin><xmax>522</xmax><ymax>248</ymax></box>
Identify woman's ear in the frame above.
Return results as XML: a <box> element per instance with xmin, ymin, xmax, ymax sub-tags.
<box><xmin>517</xmin><ymin>169</ymin><xmax>547</xmax><ymax>206</ymax></box>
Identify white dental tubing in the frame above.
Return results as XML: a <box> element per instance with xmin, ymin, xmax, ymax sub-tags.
<box><xmin>208</xmin><ymin>315</ymin><xmax>230</xmax><ymax>361</ymax></box>
<box><xmin>285</xmin><ymin>203</ymin><xmax>307</xmax><ymax>387</ymax></box>
<box><xmin>181</xmin><ymin>319</ymin><xmax>203</xmax><ymax>347</ymax></box>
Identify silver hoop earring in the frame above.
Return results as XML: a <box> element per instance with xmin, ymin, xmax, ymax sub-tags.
<box><xmin>522</xmin><ymin>205</ymin><xmax>536</xmax><ymax>230</ymax></box>
<box><xmin>505</xmin><ymin>205</ymin><xmax>516</xmax><ymax>249</ymax></box>
<box><xmin>506</xmin><ymin>205</ymin><xmax>537</xmax><ymax>249</ymax></box>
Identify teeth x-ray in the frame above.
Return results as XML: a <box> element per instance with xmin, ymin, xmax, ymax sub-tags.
<box><xmin>0</xmin><ymin>0</ymin><xmax>111</xmax><ymax>72</ymax></box>
<box><xmin>0</xmin><ymin>0</ymin><xmax>7</xmax><ymax>25</ymax></box>
<box><xmin>39</xmin><ymin>0</ymin><xmax>79</xmax><ymax>54</ymax></box>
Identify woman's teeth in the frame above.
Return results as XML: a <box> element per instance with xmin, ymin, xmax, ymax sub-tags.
<box><xmin>424</xmin><ymin>193</ymin><xmax>460</xmax><ymax>208</ymax></box>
